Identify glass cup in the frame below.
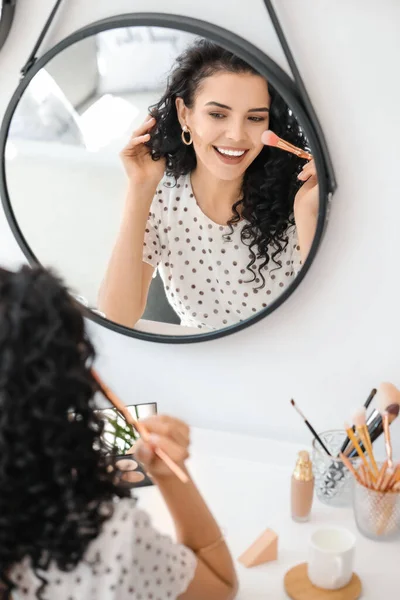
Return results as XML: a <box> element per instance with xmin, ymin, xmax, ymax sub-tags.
<box><xmin>353</xmin><ymin>475</ymin><xmax>400</xmax><ymax>541</ymax></box>
<box><xmin>312</xmin><ymin>430</ymin><xmax>359</xmax><ymax>507</ymax></box>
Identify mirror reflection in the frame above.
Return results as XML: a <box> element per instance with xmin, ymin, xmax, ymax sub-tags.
<box><xmin>4</xmin><ymin>26</ymin><xmax>319</xmax><ymax>337</ymax></box>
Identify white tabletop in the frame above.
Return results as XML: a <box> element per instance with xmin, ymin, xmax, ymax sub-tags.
<box><xmin>134</xmin><ymin>427</ymin><xmax>399</xmax><ymax>599</ymax></box>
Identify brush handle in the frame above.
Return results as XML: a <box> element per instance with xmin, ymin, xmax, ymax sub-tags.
<box><xmin>276</xmin><ymin>139</ymin><xmax>312</xmax><ymax>160</ymax></box>
<box><xmin>93</xmin><ymin>370</ymin><xmax>188</xmax><ymax>483</ymax></box>
<box><xmin>342</xmin><ymin>409</ymin><xmax>380</xmax><ymax>458</ymax></box>
<box><xmin>382</xmin><ymin>413</ymin><xmax>393</xmax><ymax>468</ymax></box>
<box><xmin>305</xmin><ymin>420</ymin><xmax>331</xmax><ymax>456</ymax></box>
<box><xmin>321</xmin><ymin>425</ymin><xmax>372</xmax><ymax>499</ymax></box>
<box><xmin>338</xmin><ymin>390</ymin><xmax>377</xmax><ymax>455</ymax></box>
<box><xmin>347</xmin><ymin>414</ymin><xmax>383</xmax><ymax>459</ymax></box>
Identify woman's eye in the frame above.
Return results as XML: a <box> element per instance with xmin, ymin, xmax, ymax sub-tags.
<box><xmin>209</xmin><ymin>112</ymin><xmax>225</xmax><ymax>119</ymax></box>
<box><xmin>248</xmin><ymin>116</ymin><xmax>266</xmax><ymax>123</ymax></box>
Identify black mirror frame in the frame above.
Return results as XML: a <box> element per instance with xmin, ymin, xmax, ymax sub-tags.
<box><xmin>0</xmin><ymin>12</ymin><xmax>334</xmax><ymax>344</ymax></box>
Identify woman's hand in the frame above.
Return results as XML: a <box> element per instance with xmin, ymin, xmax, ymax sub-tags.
<box><xmin>293</xmin><ymin>159</ymin><xmax>319</xmax><ymax>264</ymax></box>
<box><xmin>117</xmin><ymin>415</ymin><xmax>190</xmax><ymax>481</ymax></box>
<box><xmin>120</xmin><ymin>116</ymin><xmax>166</xmax><ymax>189</ymax></box>
<box><xmin>294</xmin><ymin>159</ymin><xmax>319</xmax><ymax>218</ymax></box>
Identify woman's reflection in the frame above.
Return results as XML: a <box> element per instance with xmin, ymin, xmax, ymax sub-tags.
<box><xmin>98</xmin><ymin>39</ymin><xmax>318</xmax><ymax>330</ymax></box>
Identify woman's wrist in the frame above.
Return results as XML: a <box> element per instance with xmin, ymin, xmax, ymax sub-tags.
<box><xmin>150</xmin><ymin>463</ymin><xmax>190</xmax><ymax>484</ymax></box>
<box><xmin>123</xmin><ymin>183</ymin><xmax>155</xmax><ymax>218</ymax></box>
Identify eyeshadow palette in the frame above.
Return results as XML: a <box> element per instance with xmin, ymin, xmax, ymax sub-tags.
<box><xmin>98</xmin><ymin>402</ymin><xmax>157</xmax><ymax>489</ymax></box>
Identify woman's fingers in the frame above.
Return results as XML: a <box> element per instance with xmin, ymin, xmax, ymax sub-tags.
<box><xmin>298</xmin><ymin>159</ymin><xmax>316</xmax><ymax>181</ymax></box>
<box><xmin>139</xmin><ymin>415</ymin><xmax>190</xmax><ymax>448</ymax></box>
<box><xmin>135</xmin><ymin>435</ymin><xmax>189</xmax><ymax>467</ymax></box>
<box><xmin>132</xmin><ymin>116</ymin><xmax>155</xmax><ymax>138</ymax></box>
<box><xmin>121</xmin><ymin>116</ymin><xmax>155</xmax><ymax>154</ymax></box>
<box><xmin>120</xmin><ymin>415</ymin><xmax>191</xmax><ymax>478</ymax></box>
<box><xmin>124</xmin><ymin>133</ymin><xmax>151</xmax><ymax>151</ymax></box>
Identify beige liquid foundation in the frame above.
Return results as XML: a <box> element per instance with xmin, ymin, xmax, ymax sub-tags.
<box><xmin>291</xmin><ymin>450</ymin><xmax>314</xmax><ymax>522</ymax></box>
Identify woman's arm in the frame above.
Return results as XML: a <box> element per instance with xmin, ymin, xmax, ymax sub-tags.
<box><xmin>122</xmin><ymin>416</ymin><xmax>238</xmax><ymax>600</ymax></box>
<box><xmin>154</xmin><ymin>469</ymin><xmax>238</xmax><ymax>600</ymax></box>
<box><xmin>293</xmin><ymin>159</ymin><xmax>319</xmax><ymax>264</ymax></box>
<box><xmin>98</xmin><ymin>184</ymin><xmax>156</xmax><ymax>328</ymax></box>
<box><xmin>98</xmin><ymin>116</ymin><xmax>165</xmax><ymax>327</ymax></box>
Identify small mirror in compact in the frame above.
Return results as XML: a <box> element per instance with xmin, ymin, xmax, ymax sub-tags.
<box><xmin>2</xmin><ymin>23</ymin><xmax>324</xmax><ymax>342</ymax></box>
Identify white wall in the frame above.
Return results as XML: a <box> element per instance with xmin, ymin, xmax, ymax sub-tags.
<box><xmin>46</xmin><ymin>36</ymin><xmax>98</xmax><ymax>108</ymax></box>
<box><xmin>6</xmin><ymin>140</ymin><xmax>126</xmax><ymax>306</ymax></box>
<box><xmin>1</xmin><ymin>0</ymin><xmax>400</xmax><ymax>456</ymax></box>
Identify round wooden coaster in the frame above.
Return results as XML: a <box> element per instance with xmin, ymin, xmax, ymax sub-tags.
<box><xmin>284</xmin><ymin>563</ymin><xmax>362</xmax><ymax>600</ymax></box>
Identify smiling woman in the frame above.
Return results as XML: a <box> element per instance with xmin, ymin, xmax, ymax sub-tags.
<box><xmin>98</xmin><ymin>38</ymin><xmax>316</xmax><ymax>332</ymax></box>
<box><xmin>205</xmin><ymin>95</ymin><xmax>270</xmax><ymax>165</ymax></box>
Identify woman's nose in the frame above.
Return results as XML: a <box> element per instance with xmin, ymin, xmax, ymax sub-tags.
<box><xmin>225</xmin><ymin>119</ymin><xmax>246</xmax><ymax>143</ymax></box>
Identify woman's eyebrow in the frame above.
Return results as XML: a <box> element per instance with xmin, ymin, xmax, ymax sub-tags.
<box><xmin>205</xmin><ymin>101</ymin><xmax>269</xmax><ymax>112</ymax></box>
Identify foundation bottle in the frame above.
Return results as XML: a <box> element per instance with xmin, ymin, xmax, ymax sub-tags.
<box><xmin>291</xmin><ymin>450</ymin><xmax>314</xmax><ymax>522</ymax></box>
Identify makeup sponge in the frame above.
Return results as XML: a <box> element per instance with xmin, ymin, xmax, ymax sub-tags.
<box><xmin>238</xmin><ymin>528</ymin><xmax>278</xmax><ymax>567</ymax></box>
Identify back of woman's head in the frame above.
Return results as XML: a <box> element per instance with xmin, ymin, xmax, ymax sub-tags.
<box><xmin>0</xmin><ymin>265</ymin><xmax>127</xmax><ymax>593</ymax></box>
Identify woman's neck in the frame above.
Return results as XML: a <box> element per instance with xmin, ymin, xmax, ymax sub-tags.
<box><xmin>190</xmin><ymin>162</ymin><xmax>243</xmax><ymax>226</ymax></box>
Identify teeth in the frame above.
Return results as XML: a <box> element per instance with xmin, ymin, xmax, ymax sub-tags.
<box><xmin>216</xmin><ymin>147</ymin><xmax>246</xmax><ymax>157</ymax></box>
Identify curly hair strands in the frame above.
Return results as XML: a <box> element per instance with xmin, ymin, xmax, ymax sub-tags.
<box><xmin>0</xmin><ymin>266</ymin><xmax>129</xmax><ymax>599</ymax></box>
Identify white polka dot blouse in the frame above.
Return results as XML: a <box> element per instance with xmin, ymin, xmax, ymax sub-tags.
<box><xmin>10</xmin><ymin>498</ymin><xmax>197</xmax><ymax>600</ymax></box>
<box><xmin>143</xmin><ymin>173</ymin><xmax>302</xmax><ymax>330</ymax></box>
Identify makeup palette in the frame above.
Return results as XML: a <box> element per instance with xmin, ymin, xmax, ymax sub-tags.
<box><xmin>98</xmin><ymin>401</ymin><xmax>158</xmax><ymax>489</ymax></box>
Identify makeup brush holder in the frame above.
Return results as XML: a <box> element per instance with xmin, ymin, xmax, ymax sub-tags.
<box><xmin>312</xmin><ymin>430</ymin><xmax>359</xmax><ymax>507</ymax></box>
<box><xmin>353</xmin><ymin>477</ymin><xmax>400</xmax><ymax>541</ymax></box>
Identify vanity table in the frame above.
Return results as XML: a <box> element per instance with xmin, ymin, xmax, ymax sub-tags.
<box><xmin>134</xmin><ymin>428</ymin><xmax>399</xmax><ymax>599</ymax></box>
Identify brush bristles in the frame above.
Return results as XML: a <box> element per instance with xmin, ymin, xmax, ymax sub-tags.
<box><xmin>387</xmin><ymin>404</ymin><xmax>400</xmax><ymax>418</ymax></box>
<box><xmin>352</xmin><ymin>407</ymin><xmax>366</xmax><ymax>427</ymax></box>
<box><xmin>377</xmin><ymin>382</ymin><xmax>400</xmax><ymax>413</ymax></box>
<box><xmin>343</xmin><ymin>401</ymin><xmax>399</xmax><ymax>492</ymax></box>
<box><xmin>290</xmin><ymin>399</ymin><xmax>305</xmax><ymax>420</ymax></box>
<box><xmin>261</xmin><ymin>129</ymin><xmax>279</xmax><ymax>146</ymax></box>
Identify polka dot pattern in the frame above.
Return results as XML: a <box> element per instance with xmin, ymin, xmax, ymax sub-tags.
<box><xmin>9</xmin><ymin>499</ymin><xmax>196</xmax><ymax>600</ymax></box>
<box><xmin>143</xmin><ymin>174</ymin><xmax>302</xmax><ymax>330</ymax></box>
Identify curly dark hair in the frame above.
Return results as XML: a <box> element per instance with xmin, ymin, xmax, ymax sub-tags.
<box><xmin>0</xmin><ymin>265</ymin><xmax>130</xmax><ymax>599</ymax></box>
<box><xmin>147</xmin><ymin>38</ymin><xmax>308</xmax><ymax>288</ymax></box>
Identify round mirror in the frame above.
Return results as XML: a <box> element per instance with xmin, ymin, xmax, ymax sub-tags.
<box><xmin>0</xmin><ymin>15</ymin><xmax>330</xmax><ymax>342</ymax></box>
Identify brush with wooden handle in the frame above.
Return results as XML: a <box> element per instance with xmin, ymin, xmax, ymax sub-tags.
<box><xmin>261</xmin><ymin>130</ymin><xmax>312</xmax><ymax>160</ymax></box>
<box><xmin>92</xmin><ymin>370</ymin><xmax>189</xmax><ymax>483</ymax></box>
<box><xmin>346</xmin><ymin>383</ymin><xmax>400</xmax><ymax>459</ymax></box>
<box><xmin>352</xmin><ymin>408</ymin><xmax>379</xmax><ymax>479</ymax></box>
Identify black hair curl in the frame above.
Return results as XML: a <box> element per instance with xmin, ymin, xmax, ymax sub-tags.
<box><xmin>148</xmin><ymin>38</ymin><xmax>308</xmax><ymax>288</ymax></box>
<box><xmin>0</xmin><ymin>265</ymin><xmax>130</xmax><ymax>599</ymax></box>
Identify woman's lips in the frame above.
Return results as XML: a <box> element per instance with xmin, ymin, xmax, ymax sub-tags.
<box><xmin>213</xmin><ymin>146</ymin><xmax>249</xmax><ymax>165</ymax></box>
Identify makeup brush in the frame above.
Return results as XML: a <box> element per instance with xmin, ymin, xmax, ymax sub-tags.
<box><xmin>290</xmin><ymin>399</ymin><xmax>331</xmax><ymax>456</ymax></box>
<box><xmin>339</xmin><ymin>388</ymin><xmax>377</xmax><ymax>455</ymax></box>
<box><xmin>382</xmin><ymin>409</ymin><xmax>394</xmax><ymax>470</ymax></box>
<box><xmin>92</xmin><ymin>370</ymin><xmax>189</xmax><ymax>483</ymax></box>
<box><xmin>339</xmin><ymin>452</ymin><xmax>363</xmax><ymax>485</ymax></box>
<box><xmin>352</xmin><ymin>408</ymin><xmax>379</xmax><ymax>478</ymax></box>
<box><xmin>343</xmin><ymin>421</ymin><xmax>374</xmax><ymax>479</ymax></box>
<box><xmin>347</xmin><ymin>404</ymin><xmax>399</xmax><ymax>459</ymax></box>
<box><xmin>261</xmin><ymin>130</ymin><xmax>313</xmax><ymax>161</ymax></box>
<box><xmin>346</xmin><ymin>383</ymin><xmax>400</xmax><ymax>459</ymax></box>
<box><xmin>377</xmin><ymin>410</ymin><xmax>396</xmax><ymax>491</ymax></box>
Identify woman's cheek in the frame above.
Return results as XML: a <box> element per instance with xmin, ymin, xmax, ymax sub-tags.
<box><xmin>196</xmin><ymin>121</ymin><xmax>221</xmax><ymax>147</ymax></box>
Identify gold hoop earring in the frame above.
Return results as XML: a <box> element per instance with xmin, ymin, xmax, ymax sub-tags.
<box><xmin>181</xmin><ymin>126</ymin><xmax>193</xmax><ymax>146</ymax></box>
